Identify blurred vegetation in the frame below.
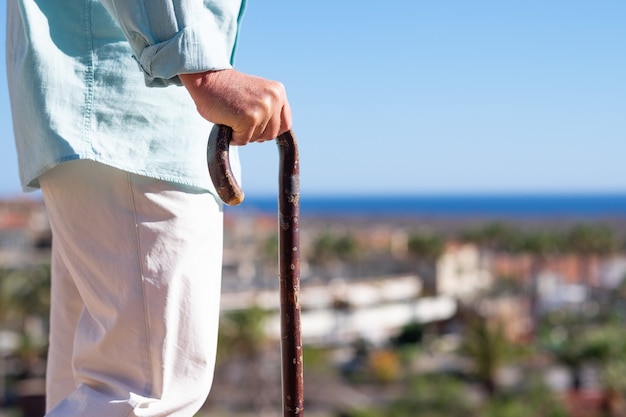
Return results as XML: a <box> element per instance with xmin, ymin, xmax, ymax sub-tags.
<box><xmin>0</xmin><ymin>265</ymin><xmax>50</xmax><ymax>376</ymax></box>
<box><xmin>407</xmin><ymin>231</ymin><xmax>445</xmax><ymax>262</ymax></box>
<box><xmin>0</xmin><ymin>265</ymin><xmax>51</xmax><ymax>326</ymax></box>
<box><xmin>310</xmin><ymin>231</ymin><xmax>362</xmax><ymax>266</ymax></box>
<box><xmin>459</xmin><ymin>309</ymin><xmax>520</xmax><ymax>397</ymax></box>
<box><xmin>3</xmin><ymin>220</ymin><xmax>626</xmax><ymax>417</ymax></box>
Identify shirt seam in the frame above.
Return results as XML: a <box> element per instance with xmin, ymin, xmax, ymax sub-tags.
<box><xmin>82</xmin><ymin>0</ymin><xmax>95</xmax><ymax>145</ymax></box>
<box><xmin>230</xmin><ymin>0</ymin><xmax>247</xmax><ymax>64</ymax></box>
<box><xmin>126</xmin><ymin>171</ymin><xmax>156</xmax><ymax>399</ymax></box>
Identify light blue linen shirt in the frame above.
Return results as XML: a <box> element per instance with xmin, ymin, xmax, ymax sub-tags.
<box><xmin>6</xmin><ymin>0</ymin><xmax>245</xmax><ymax>193</ymax></box>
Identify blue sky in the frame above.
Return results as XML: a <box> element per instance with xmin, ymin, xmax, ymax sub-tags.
<box><xmin>1</xmin><ymin>0</ymin><xmax>625</xmax><ymax>198</ymax></box>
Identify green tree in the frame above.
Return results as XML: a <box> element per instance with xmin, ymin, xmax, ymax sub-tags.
<box><xmin>602</xmin><ymin>359</ymin><xmax>626</xmax><ymax>416</ymax></box>
<box><xmin>310</xmin><ymin>232</ymin><xmax>361</xmax><ymax>265</ymax></box>
<box><xmin>460</xmin><ymin>309</ymin><xmax>516</xmax><ymax>397</ymax></box>
<box><xmin>217</xmin><ymin>306</ymin><xmax>270</xmax><ymax>360</ymax></box>
<box><xmin>259</xmin><ymin>233</ymin><xmax>279</xmax><ymax>264</ymax></box>
<box><xmin>483</xmin><ymin>378</ymin><xmax>567</xmax><ymax>417</ymax></box>
<box><xmin>517</xmin><ymin>230</ymin><xmax>566</xmax><ymax>336</ymax></box>
<box><xmin>308</xmin><ymin>231</ymin><xmax>363</xmax><ymax>280</ymax></box>
<box><xmin>544</xmin><ymin>316</ymin><xmax>614</xmax><ymax>391</ymax></box>
<box><xmin>595</xmin><ymin>325</ymin><xmax>626</xmax><ymax>416</ymax></box>
<box><xmin>461</xmin><ymin>222</ymin><xmax>521</xmax><ymax>254</ymax></box>
<box><xmin>407</xmin><ymin>231</ymin><xmax>445</xmax><ymax>262</ymax></box>
<box><xmin>564</xmin><ymin>224</ymin><xmax>618</xmax><ymax>287</ymax></box>
<box><xmin>0</xmin><ymin>265</ymin><xmax>51</xmax><ymax>376</ymax></box>
<box><xmin>213</xmin><ymin>307</ymin><xmax>279</xmax><ymax>412</ymax></box>
<box><xmin>341</xmin><ymin>374</ymin><xmax>476</xmax><ymax>417</ymax></box>
<box><xmin>0</xmin><ymin>265</ymin><xmax>50</xmax><ymax>411</ymax></box>
<box><xmin>407</xmin><ymin>231</ymin><xmax>445</xmax><ymax>296</ymax></box>
<box><xmin>0</xmin><ymin>265</ymin><xmax>51</xmax><ymax>327</ymax></box>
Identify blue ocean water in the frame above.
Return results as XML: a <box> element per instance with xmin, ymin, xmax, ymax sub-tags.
<box><xmin>226</xmin><ymin>194</ymin><xmax>626</xmax><ymax>218</ymax></box>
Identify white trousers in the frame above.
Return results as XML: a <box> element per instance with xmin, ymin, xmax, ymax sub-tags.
<box><xmin>39</xmin><ymin>160</ymin><xmax>224</xmax><ymax>417</ymax></box>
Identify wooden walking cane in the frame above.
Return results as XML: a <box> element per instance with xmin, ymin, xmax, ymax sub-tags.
<box><xmin>207</xmin><ymin>125</ymin><xmax>304</xmax><ymax>416</ymax></box>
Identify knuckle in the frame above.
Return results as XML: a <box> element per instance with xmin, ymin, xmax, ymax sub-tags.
<box><xmin>269</xmin><ymin>81</ymin><xmax>286</xmax><ymax>99</ymax></box>
<box><xmin>243</xmin><ymin>108</ymin><xmax>263</xmax><ymax>126</ymax></box>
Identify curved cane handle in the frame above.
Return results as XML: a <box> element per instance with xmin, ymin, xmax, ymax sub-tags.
<box><xmin>207</xmin><ymin>125</ymin><xmax>245</xmax><ymax>206</ymax></box>
<box><xmin>207</xmin><ymin>125</ymin><xmax>299</xmax><ymax>207</ymax></box>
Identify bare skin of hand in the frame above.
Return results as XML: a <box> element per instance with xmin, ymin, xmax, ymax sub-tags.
<box><xmin>179</xmin><ymin>69</ymin><xmax>292</xmax><ymax>146</ymax></box>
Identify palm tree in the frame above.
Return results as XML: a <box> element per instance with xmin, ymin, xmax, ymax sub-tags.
<box><xmin>461</xmin><ymin>223</ymin><xmax>525</xmax><ymax>294</ymax></box>
<box><xmin>388</xmin><ymin>374</ymin><xmax>476</xmax><ymax>417</ymax></box>
<box><xmin>459</xmin><ymin>308</ymin><xmax>515</xmax><ymax>398</ymax></box>
<box><xmin>544</xmin><ymin>314</ymin><xmax>613</xmax><ymax>391</ymax></box>
<box><xmin>217</xmin><ymin>306</ymin><xmax>269</xmax><ymax>360</ymax></box>
<box><xmin>0</xmin><ymin>265</ymin><xmax>51</xmax><ymax>371</ymax></box>
<box><xmin>564</xmin><ymin>224</ymin><xmax>618</xmax><ymax>288</ymax></box>
<box><xmin>601</xmin><ymin>359</ymin><xmax>626</xmax><ymax>416</ymax></box>
<box><xmin>461</xmin><ymin>222</ymin><xmax>521</xmax><ymax>254</ymax></box>
<box><xmin>0</xmin><ymin>265</ymin><xmax>50</xmax><ymax>414</ymax></box>
<box><xmin>308</xmin><ymin>231</ymin><xmax>362</xmax><ymax>280</ymax></box>
<box><xmin>0</xmin><ymin>265</ymin><xmax>51</xmax><ymax>327</ymax></box>
<box><xmin>406</xmin><ymin>231</ymin><xmax>445</xmax><ymax>296</ymax></box>
<box><xmin>483</xmin><ymin>376</ymin><xmax>567</xmax><ymax>417</ymax></box>
<box><xmin>595</xmin><ymin>324</ymin><xmax>626</xmax><ymax>416</ymax></box>
<box><xmin>341</xmin><ymin>374</ymin><xmax>476</xmax><ymax>417</ymax></box>
<box><xmin>517</xmin><ymin>230</ymin><xmax>566</xmax><ymax>337</ymax></box>
<box><xmin>210</xmin><ymin>306</ymin><xmax>279</xmax><ymax>413</ymax></box>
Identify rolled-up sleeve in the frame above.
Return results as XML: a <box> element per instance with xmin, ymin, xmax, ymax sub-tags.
<box><xmin>100</xmin><ymin>0</ymin><xmax>245</xmax><ymax>86</ymax></box>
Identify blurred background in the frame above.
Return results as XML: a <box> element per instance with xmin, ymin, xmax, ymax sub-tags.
<box><xmin>1</xmin><ymin>1</ymin><xmax>626</xmax><ymax>416</ymax></box>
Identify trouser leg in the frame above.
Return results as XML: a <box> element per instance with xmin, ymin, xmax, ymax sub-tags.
<box><xmin>46</xmin><ymin>245</ymin><xmax>83</xmax><ymax>411</ymax></box>
<box><xmin>40</xmin><ymin>160</ymin><xmax>224</xmax><ymax>417</ymax></box>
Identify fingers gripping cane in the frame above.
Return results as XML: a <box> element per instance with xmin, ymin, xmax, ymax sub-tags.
<box><xmin>208</xmin><ymin>125</ymin><xmax>304</xmax><ymax>416</ymax></box>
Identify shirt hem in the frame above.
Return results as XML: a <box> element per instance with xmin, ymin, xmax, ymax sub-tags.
<box><xmin>24</xmin><ymin>156</ymin><xmax>218</xmax><ymax>199</ymax></box>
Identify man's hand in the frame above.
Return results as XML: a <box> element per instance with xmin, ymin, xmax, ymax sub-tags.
<box><xmin>179</xmin><ymin>69</ymin><xmax>292</xmax><ymax>146</ymax></box>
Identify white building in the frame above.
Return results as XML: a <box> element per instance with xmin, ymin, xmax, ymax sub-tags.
<box><xmin>436</xmin><ymin>243</ymin><xmax>493</xmax><ymax>301</ymax></box>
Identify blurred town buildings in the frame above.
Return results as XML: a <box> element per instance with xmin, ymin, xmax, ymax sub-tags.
<box><xmin>2</xmin><ymin>197</ymin><xmax>626</xmax><ymax>347</ymax></box>
<box><xmin>2</xmin><ymin>197</ymin><xmax>626</xmax><ymax>416</ymax></box>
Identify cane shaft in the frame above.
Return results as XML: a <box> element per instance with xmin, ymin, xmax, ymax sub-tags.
<box><xmin>277</xmin><ymin>131</ymin><xmax>303</xmax><ymax>416</ymax></box>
